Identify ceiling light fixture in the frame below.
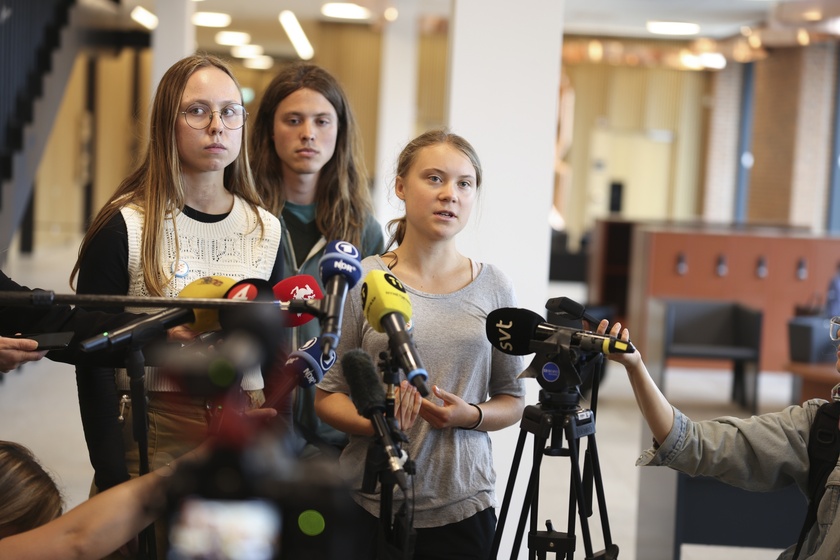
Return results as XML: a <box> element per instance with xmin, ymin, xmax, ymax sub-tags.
<box><xmin>243</xmin><ymin>56</ymin><xmax>275</xmax><ymax>70</ymax></box>
<box><xmin>321</xmin><ymin>3</ymin><xmax>372</xmax><ymax>20</ymax></box>
<box><xmin>699</xmin><ymin>52</ymin><xmax>727</xmax><ymax>69</ymax></box>
<box><xmin>215</xmin><ymin>31</ymin><xmax>251</xmax><ymax>46</ymax></box>
<box><xmin>192</xmin><ymin>12</ymin><xmax>231</xmax><ymax>28</ymax></box>
<box><xmin>130</xmin><ymin>6</ymin><xmax>158</xmax><ymax>30</ymax></box>
<box><xmin>646</xmin><ymin>21</ymin><xmax>700</xmax><ymax>36</ymax></box>
<box><xmin>383</xmin><ymin>7</ymin><xmax>399</xmax><ymax>22</ymax></box>
<box><xmin>231</xmin><ymin>44</ymin><xmax>264</xmax><ymax>58</ymax></box>
<box><xmin>279</xmin><ymin>10</ymin><xmax>314</xmax><ymax>60</ymax></box>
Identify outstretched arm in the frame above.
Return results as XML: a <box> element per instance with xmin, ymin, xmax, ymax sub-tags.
<box><xmin>0</xmin><ymin>458</ymin><xmax>179</xmax><ymax>560</ymax></box>
<box><xmin>597</xmin><ymin>319</ymin><xmax>674</xmax><ymax>445</ymax></box>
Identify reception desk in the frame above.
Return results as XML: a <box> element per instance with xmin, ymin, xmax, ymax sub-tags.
<box><xmin>787</xmin><ymin>361</ymin><xmax>838</xmax><ymax>404</ymax></box>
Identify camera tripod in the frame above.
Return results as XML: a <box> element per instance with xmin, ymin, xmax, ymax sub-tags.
<box><xmin>490</xmin><ymin>355</ymin><xmax>619</xmax><ymax>560</ymax></box>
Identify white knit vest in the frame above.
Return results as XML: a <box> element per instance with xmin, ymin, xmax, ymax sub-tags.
<box><xmin>116</xmin><ymin>195</ymin><xmax>282</xmax><ymax>392</ymax></box>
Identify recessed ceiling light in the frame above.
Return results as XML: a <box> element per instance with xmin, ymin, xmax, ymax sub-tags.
<box><xmin>215</xmin><ymin>31</ymin><xmax>251</xmax><ymax>46</ymax></box>
<box><xmin>383</xmin><ymin>7</ymin><xmax>399</xmax><ymax>22</ymax></box>
<box><xmin>646</xmin><ymin>21</ymin><xmax>700</xmax><ymax>36</ymax></box>
<box><xmin>192</xmin><ymin>12</ymin><xmax>231</xmax><ymax>28</ymax></box>
<box><xmin>699</xmin><ymin>52</ymin><xmax>726</xmax><ymax>70</ymax></box>
<box><xmin>321</xmin><ymin>3</ymin><xmax>372</xmax><ymax>20</ymax></box>
<box><xmin>231</xmin><ymin>44</ymin><xmax>264</xmax><ymax>58</ymax></box>
<box><xmin>130</xmin><ymin>6</ymin><xmax>158</xmax><ymax>30</ymax></box>
<box><xmin>243</xmin><ymin>56</ymin><xmax>275</xmax><ymax>70</ymax></box>
<box><xmin>279</xmin><ymin>10</ymin><xmax>314</xmax><ymax>60</ymax></box>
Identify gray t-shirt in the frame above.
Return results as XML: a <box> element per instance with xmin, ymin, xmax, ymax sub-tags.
<box><xmin>318</xmin><ymin>255</ymin><xmax>526</xmax><ymax>528</ymax></box>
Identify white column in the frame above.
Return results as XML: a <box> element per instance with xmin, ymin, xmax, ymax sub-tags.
<box><xmin>373</xmin><ymin>0</ymin><xmax>420</xmax><ymax>243</ymax></box>
<box><xmin>447</xmin><ymin>0</ymin><xmax>562</xmax><ymax>315</ymax></box>
<box><xmin>446</xmin><ymin>3</ymin><xmax>564</xmax><ymax>560</ymax></box>
<box><xmin>151</xmin><ymin>0</ymin><xmax>195</xmax><ymax>95</ymax></box>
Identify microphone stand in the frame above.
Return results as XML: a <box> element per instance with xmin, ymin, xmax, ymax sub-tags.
<box><xmin>126</xmin><ymin>341</ymin><xmax>157</xmax><ymax>559</ymax></box>
<box><xmin>356</xmin><ymin>351</ymin><xmax>415</xmax><ymax>560</ymax></box>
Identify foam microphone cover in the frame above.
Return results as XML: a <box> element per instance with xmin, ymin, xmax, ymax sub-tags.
<box><xmin>361</xmin><ymin>270</ymin><xmax>412</xmax><ymax>333</ymax></box>
<box><xmin>273</xmin><ymin>274</ymin><xmax>323</xmax><ymax>327</ymax></box>
<box><xmin>342</xmin><ymin>349</ymin><xmax>385</xmax><ymax>418</ymax></box>
<box><xmin>177</xmin><ymin>275</ymin><xmax>237</xmax><ymax>332</ymax></box>
<box><xmin>285</xmin><ymin>336</ymin><xmax>336</xmax><ymax>387</ymax></box>
<box><xmin>485</xmin><ymin>307</ymin><xmax>544</xmax><ymax>356</ymax></box>
<box><xmin>219</xmin><ymin>278</ymin><xmax>283</xmax><ymax>366</ymax></box>
<box><xmin>318</xmin><ymin>241</ymin><xmax>363</xmax><ymax>288</ymax></box>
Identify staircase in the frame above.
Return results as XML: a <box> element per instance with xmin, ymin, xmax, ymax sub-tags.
<box><xmin>0</xmin><ymin>0</ymin><xmax>80</xmax><ymax>257</ymax></box>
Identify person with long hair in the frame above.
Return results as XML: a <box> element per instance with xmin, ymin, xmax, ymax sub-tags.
<box><xmin>315</xmin><ymin>129</ymin><xmax>526</xmax><ymax>559</ymax></box>
<box><xmin>69</xmin><ymin>53</ymin><xmax>283</xmax><ymax>558</ymax></box>
<box><xmin>250</xmin><ymin>62</ymin><xmax>383</xmax><ymax>457</ymax></box>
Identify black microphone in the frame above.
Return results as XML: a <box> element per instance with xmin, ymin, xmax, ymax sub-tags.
<box><xmin>485</xmin><ymin>307</ymin><xmax>635</xmax><ymax>356</ymax></box>
<box><xmin>342</xmin><ymin>349</ymin><xmax>409</xmax><ymax>491</ymax></box>
<box><xmin>318</xmin><ymin>241</ymin><xmax>362</xmax><ymax>358</ymax></box>
<box><xmin>546</xmin><ymin>296</ymin><xmax>601</xmax><ymax>325</ymax></box>
<box><xmin>81</xmin><ymin>307</ymin><xmax>195</xmax><ymax>352</ymax></box>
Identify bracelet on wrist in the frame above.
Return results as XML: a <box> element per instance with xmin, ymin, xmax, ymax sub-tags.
<box><xmin>463</xmin><ymin>403</ymin><xmax>484</xmax><ymax>430</ymax></box>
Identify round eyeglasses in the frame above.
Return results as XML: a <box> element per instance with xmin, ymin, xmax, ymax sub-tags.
<box><xmin>181</xmin><ymin>103</ymin><xmax>247</xmax><ymax>130</ymax></box>
<box><xmin>830</xmin><ymin>316</ymin><xmax>840</xmax><ymax>341</ymax></box>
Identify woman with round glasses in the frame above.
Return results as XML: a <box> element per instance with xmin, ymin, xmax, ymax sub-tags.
<box><xmin>69</xmin><ymin>53</ymin><xmax>283</xmax><ymax>559</ymax></box>
<box><xmin>596</xmin><ymin>316</ymin><xmax>840</xmax><ymax>559</ymax></box>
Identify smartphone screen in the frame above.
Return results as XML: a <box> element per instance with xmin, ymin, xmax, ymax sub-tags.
<box><xmin>168</xmin><ymin>497</ymin><xmax>282</xmax><ymax>560</ymax></box>
<box><xmin>15</xmin><ymin>331</ymin><xmax>74</xmax><ymax>350</ymax></box>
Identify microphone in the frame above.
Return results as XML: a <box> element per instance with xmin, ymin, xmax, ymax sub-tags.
<box><xmin>342</xmin><ymin>349</ymin><xmax>409</xmax><ymax>491</ymax></box>
<box><xmin>219</xmin><ymin>278</ymin><xmax>285</xmax><ymax>370</ymax></box>
<box><xmin>177</xmin><ymin>275</ymin><xmax>237</xmax><ymax>332</ymax></box>
<box><xmin>485</xmin><ymin>307</ymin><xmax>635</xmax><ymax>356</ymax></box>
<box><xmin>545</xmin><ymin>296</ymin><xmax>601</xmax><ymax>326</ymax></box>
<box><xmin>285</xmin><ymin>336</ymin><xmax>336</xmax><ymax>388</ymax></box>
<box><xmin>360</xmin><ymin>270</ymin><xmax>429</xmax><ymax>397</ymax></box>
<box><xmin>272</xmin><ymin>274</ymin><xmax>323</xmax><ymax>326</ymax></box>
<box><xmin>317</xmin><ymin>241</ymin><xmax>362</xmax><ymax>357</ymax></box>
<box><xmin>81</xmin><ymin>307</ymin><xmax>194</xmax><ymax>352</ymax></box>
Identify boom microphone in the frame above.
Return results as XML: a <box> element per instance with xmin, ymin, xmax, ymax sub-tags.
<box><xmin>81</xmin><ymin>307</ymin><xmax>194</xmax><ymax>352</ymax></box>
<box><xmin>361</xmin><ymin>270</ymin><xmax>429</xmax><ymax>397</ymax></box>
<box><xmin>485</xmin><ymin>307</ymin><xmax>635</xmax><ymax>356</ymax></box>
<box><xmin>285</xmin><ymin>337</ymin><xmax>336</xmax><ymax>388</ymax></box>
<box><xmin>546</xmin><ymin>296</ymin><xmax>601</xmax><ymax>326</ymax></box>
<box><xmin>273</xmin><ymin>274</ymin><xmax>323</xmax><ymax>326</ymax></box>
<box><xmin>342</xmin><ymin>349</ymin><xmax>409</xmax><ymax>491</ymax></box>
<box><xmin>318</xmin><ymin>241</ymin><xmax>362</xmax><ymax>357</ymax></box>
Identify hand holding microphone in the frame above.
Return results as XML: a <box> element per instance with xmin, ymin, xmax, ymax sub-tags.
<box><xmin>485</xmin><ymin>307</ymin><xmax>636</xmax><ymax>357</ymax></box>
<box><xmin>361</xmin><ymin>270</ymin><xmax>429</xmax><ymax>397</ymax></box>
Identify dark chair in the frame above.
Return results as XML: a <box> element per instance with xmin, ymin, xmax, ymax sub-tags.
<box><xmin>661</xmin><ymin>299</ymin><xmax>763</xmax><ymax>414</ymax></box>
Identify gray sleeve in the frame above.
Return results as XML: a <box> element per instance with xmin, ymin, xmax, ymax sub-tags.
<box><xmin>638</xmin><ymin>402</ymin><xmax>818</xmax><ymax>493</ymax></box>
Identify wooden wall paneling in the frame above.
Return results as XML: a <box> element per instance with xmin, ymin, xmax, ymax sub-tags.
<box><xmin>624</xmin><ymin>225</ymin><xmax>840</xmax><ymax>373</ymax></box>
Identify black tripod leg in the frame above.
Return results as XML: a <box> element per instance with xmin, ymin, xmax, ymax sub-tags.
<box><xmin>586</xmin><ymin>434</ymin><xmax>615</xmax><ymax>550</ymax></box>
<box><xmin>490</xmin><ymin>426</ymin><xmax>529</xmax><ymax>559</ymax></box>
<box><xmin>513</xmin><ymin>433</ymin><xmax>548</xmax><ymax>560</ymax></box>
<box><xmin>566</xmin><ymin>424</ymin><xmax>595</xmax><ymax>559</ymax></box>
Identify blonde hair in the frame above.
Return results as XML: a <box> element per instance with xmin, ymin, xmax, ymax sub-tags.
<box><xmin>0</xmin><ymin>441</ymin><xmax>62</xmax><ymax>538</ymax></box>
<box><xmin>71</xmin><ymin>53</ymin><xmax>265</xmax><ymax>295</ymax></box>
<box><xmin>386</xmin><ymin>129</ymin><xmax>482</xmax><ymax>250</ymax></box>
<box><xmin>250</xmin><ymin>62</ymin><xmax>373</xmax><ymax>247</ymax></box>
